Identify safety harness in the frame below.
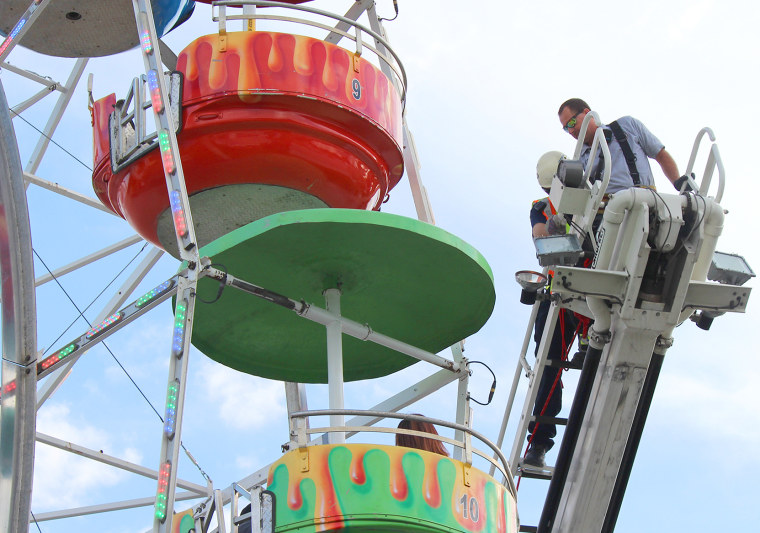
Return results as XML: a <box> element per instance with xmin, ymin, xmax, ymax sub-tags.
<box><xmin>591</xmin><ymin>120</ymin><xmax>640</xmax><ymax>186</ymax></box>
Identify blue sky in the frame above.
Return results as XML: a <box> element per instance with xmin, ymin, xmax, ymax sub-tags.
<box><xmin>3</xmin><ymin>1</ymin><xmax>758</xmax><ymax>531</ymax></box>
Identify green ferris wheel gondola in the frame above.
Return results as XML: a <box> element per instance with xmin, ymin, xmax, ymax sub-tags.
<box><xmin>187</xmin><ymin>209</ymin><xmax>496</xmax><ymax>383</ymax></box>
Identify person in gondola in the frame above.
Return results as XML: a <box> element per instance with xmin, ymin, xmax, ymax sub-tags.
<box><xmin>396</xmin><ymin>415</ymin><xmax>449</xmax><ymax>457</ymax></box>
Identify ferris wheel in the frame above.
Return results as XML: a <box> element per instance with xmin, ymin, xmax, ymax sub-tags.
<box><xmin>0</xmin><ymin>2</ymin><xmax>516</xmax><ymax>532</ymax></box>
<box><xmin>1</xmin><ymin>3</ymin><xmax>755</xmax><ymax>533</ymax></box>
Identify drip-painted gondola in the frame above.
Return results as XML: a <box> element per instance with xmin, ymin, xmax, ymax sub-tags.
<box><xmin>91</xmin><ymin>29</ymin><xmax>403</xmax><ymax>254</ymax></box>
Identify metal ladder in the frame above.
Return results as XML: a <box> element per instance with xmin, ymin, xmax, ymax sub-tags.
<box><xmin>491</xmin><ymin>289</ymin><xmax>588</xmax><ymax>533</ymax></box>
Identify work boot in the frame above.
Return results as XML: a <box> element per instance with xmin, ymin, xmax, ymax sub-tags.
<box><xmin>570</xmin><ymin>340</ymin><xmax>588</xmax><ymax>368</ymax></box>
<box><xmin>524</xmin><ymin>444</ymin><xmax>547</xmax><ymax>468</ymax></box>
<box><xmin>569</xmin><ymin>349</ymin><xmax>586</xmax><ymax>368</ymax></box>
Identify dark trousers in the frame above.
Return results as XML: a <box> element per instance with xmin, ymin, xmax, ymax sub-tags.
<box><xmin>528</xmin><ymin>300</ymin><xmax>578</xmax><ymax>450</ymax></box>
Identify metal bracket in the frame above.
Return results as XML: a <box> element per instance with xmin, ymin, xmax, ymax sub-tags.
<box><xmin>589</xmin><ymin>328</ymin><xmax>611</xmax><ymax>346</ymax></box>
<box><xmin>683</xmin><ymin>280</ymin><xmax>751</xmax><ymax>313</ymax></box>
<box><xmin>552</xmin><ymin>266</ymin><xmax>629</xmax><ymax>304</ymax></box>
<box><xmin>298</xmin><ymin>447</ymin><xmax>309</xmax><ymax>473</ymax></box>
<box><xmin>218</xmin><ymin>5</ymin><xmax>228</xmax><ymax>52</ymax></box>
<box><xmin>655</xmin><ymin>335</ymin><xmax>674</xmax><ymax>350</ymax></box>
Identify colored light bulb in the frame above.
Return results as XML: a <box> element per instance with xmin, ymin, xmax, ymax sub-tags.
<box><xmin>0</xmin><ymin>17</ymin><xmax>25</xmax><ymax>57</ymax></box>
<box><xmin>158</xmin><ymin>129</ymin><xmax>175</xmax><ymax>174</ymax></box>
<box><xmin>169</xmin><ymin>190</ymin><xmax>188</xmax><ymax>238</ymax></box>
<box><xmin>139</xmin><ymin>12</ymin><xmax>153</xmax><ymax>54</ymax></box>
<box><xmin>164</xmin><ymin>380</ymin><xmax>179</xmax><ymax>439</ymax></box>
<box><xmin>147</xmin><ymin>70</ymin><xmax>163</xmax><ymax>113</ymax></box>
<box><xmin>172</xmin><ymin>300</ymin><xmax>187</xmax><ymax>357</ymax></box>
<box><xmin>85</xmin><ymin>312</ymin><xmax>123</xmax><ymax>340</ymax></box>
<box><xmin>136</xmin><ymin>279</ymin><xmax>174</xmax><ymax>308</ymax></box>
<box><xmin>155</xmin><ymin>460</ymin><xmax>172</xmax><ymax>521</ymax></box>
<box><xmin>39</xmin><ymin>342</ymin><xmax>78</xmax><ymax>372</ymax></box>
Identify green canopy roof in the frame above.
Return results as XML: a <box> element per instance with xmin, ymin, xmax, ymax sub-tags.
<box><xmin>188</xmin><ymin>209</ymin><xmax>495</xmax><ymax>382</ymax></box>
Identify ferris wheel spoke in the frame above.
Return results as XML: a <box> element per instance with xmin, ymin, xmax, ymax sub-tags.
<box><xmin>23</xmin><ymin>172</ymin><xmax>116</xmax><ymax>215</ymax></box>
<box><xmin>36</xmin><ymin>246</ymin><xmax>165</xmax><ymax>408</ymax></box>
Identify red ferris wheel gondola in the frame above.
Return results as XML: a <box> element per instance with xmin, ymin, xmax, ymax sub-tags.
<box><xmin>91</xmin><ymin>28</ymin><xmax>404</xmax><ymax>254</ymax></box>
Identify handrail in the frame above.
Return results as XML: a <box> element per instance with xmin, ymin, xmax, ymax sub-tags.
<box><xmin>684</xmin><ymin>127</ymin><xmax>725</xmax><ymax>203</ymax></box>
<box><xmin>212</xmin><ymin>1</ymin><xmax>407</xmax><ymax>107</ymax></box>
<box><xmin>583</xmin><ymin>125</ymin><xmax>612</xmax><ymax>214</ymax></box>
<box><xmin>684</xmin><ymin>127</ymin><xmax>716</xmax><ymax>175</ymax></box>
<box><xmin>289</xmin><ymin>409</ymin><xmax>517</xmax><ymax>496</ymax></box>
<box><xmin>572</xmin><ymin>111</ymin><xmax>611</xmax><ymax>252</ymax></box>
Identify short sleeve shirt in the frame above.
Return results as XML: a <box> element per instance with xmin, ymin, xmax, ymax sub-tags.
<box><xmin>580</xmin><ymin>116</ymin><xmax>665</xmax><ymax>194</ymax></box>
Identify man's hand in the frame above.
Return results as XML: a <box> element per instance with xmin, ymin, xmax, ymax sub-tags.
<box><xmin>674</xmin><ymin>173</ymin><xmax>696</xmax><ymax>193</ymax></box>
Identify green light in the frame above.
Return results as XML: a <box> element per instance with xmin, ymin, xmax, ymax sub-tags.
<box><xmin>155</xmin><ymin>460</ymin><xmax>171</xmax><ymax>522</ymax></box>
<box><xmin>136</xmin><ymin>279</ymin><xmax>175</xmax><ymax>308</ymax></box>
<box><xmin>158</xmin><ymin>129</ymin><xmax>175</xmax><ymax>174</ymax></box>
<box><xmin>85</xmin><ymin>312</ymin><xmax>123</xmax><ymax>340</ymax></box>
<box><xmin>164</xmin><ymin>380</ymin><xmax>179</xmax><ymax>439</ymax></box>
<box><xmin>38</xmin><ymin>342</ymin><xmax>79</xmax><ymax>372</ymax></box>
<box><xmin>172</xmin><ymin>300</ymin><xmax>187</xmax><ymax>357</ymax></box>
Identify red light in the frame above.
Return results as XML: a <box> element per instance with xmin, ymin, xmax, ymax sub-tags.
<box><xmin>85</xmin><ymin>312</ymin><xmax>123</xmax><ymax>339</ymax></box>
<box><xmin>158</xmin><ymin>130</ymin><xmax>175</xmax><ymax>174</ymax></box>
<box><xmin>139</xmin><ymin>12</ymin><xmax>153</xmax><ymax>54</ymax></box>
<box><xmin>169</xmin><ymin>191</ymin><xmax>188</xmax><ymax>239</ymax></box>
<box><xmin>40</xmin><ymin>355</ymin><xmax>58</xmax><ymax>370</ymax></box>
<box><xmin>155</xmin><ymin>460</ymin><xmax>171</xmax><ymax>521</ymax></box>
<box><xmin>147</xmin><ymin>70</ymin><xmax>163</xmax><ymax>113</ymax></box>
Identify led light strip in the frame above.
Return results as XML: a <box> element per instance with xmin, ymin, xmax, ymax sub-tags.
<box><xmin>85</xmin><ymin>312</ymin><xmax>124</xmax><ymax>340</ymax></box>
<box><xmin>135</xmin><ymin>279</ymin><xmax>175</xmax><ymax>308</ymax></box>
<box><xmin>172</xmin><ymin>300</ymin><xmax>187</xmax><ymax>357</ymax></box>
<box><xmin>163</xmin><ymin>380</ymin><xmax>179</xmax><ymax>439</ymax></box>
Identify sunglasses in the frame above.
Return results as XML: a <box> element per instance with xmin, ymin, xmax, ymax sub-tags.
<box><xmin>563</xmin><ymin>111</ymin><xmax>583</xmax><ymax>132</ymax></box>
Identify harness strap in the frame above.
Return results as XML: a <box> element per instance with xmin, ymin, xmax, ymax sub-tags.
<box><xmin>608</xmin><ymin>120</ymin><xmax>640</xmax><ymax>186</ymax></box>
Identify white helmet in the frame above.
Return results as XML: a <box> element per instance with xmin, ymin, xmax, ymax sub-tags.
<box><xmin>536</xmin><ymin>151</ymin><xmax>566</xmax><ymax>189</ymax></box>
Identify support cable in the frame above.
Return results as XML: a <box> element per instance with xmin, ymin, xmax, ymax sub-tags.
<box><xmin>30</xmin><ymin>250</ymin><xmax>211</xmax><ymax>483</ymax></box>
<box><xmin>8</xmin><ymin>108</ymin><xmax>92</xmax><ymax>171</ymax></box>
<box><xmin>37</xmin><ymin>241</ymin><xmax>149</xmax><ymax>355</ymax></box>
<box><xmin>30</xmin><ymin>510</ymin><xmax>43</xmax><ymax>533</ymax></box>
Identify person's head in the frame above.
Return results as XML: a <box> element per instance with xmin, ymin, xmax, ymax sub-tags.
<box><xmin>558</xmin><ymin>98</ymin><xmax>595</xmax><ymax>145</ymax></box>
<box><xmin>396</xmin><ymin>415</ymin><xmax>449</xmax><ymax>457</ymax></box>
<box><xmin>536</xmin><ymin>151</ymin><xmax>566</xmax><ymax>193</ymax></box>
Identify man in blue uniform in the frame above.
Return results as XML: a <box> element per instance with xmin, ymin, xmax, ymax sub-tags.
<box><xmin>523</xmin><ymin>100</ymin><xmax>689</xmax><ymax>468</ymax></box>
<box><xmin>557</xmin><ymin>98</ymin><xmax>690</xmax><ymax>192</ymax></box>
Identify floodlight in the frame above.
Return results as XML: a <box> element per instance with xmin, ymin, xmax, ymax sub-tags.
<box><xmin>515</xmin><ymin>270</ymin><xmax>548</xmax><ymax>305</ymax></box>
<box><xmin>534</xmin><ymin>234</ymin><xmax>583</xmax><ymax>267</ymax></box>
<box><xmin>557</xmin><ymin>159</ymin><xmax>585</xmax><ymax>188</ymax></box>
<box><xmin>708</xmin><ymin>251</ymin><xmax>755</xmax><ymax>285</ymax></box>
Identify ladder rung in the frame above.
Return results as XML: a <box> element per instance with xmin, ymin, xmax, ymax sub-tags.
<box><xmin>531</xmin><ymin>415</ymin><xmax>568</xmax><ymax>426</ymax></box>
<box><xmin>546</xmin><ymin>358</ymin><xmax>582</xmax><ymax>370</ymax></box>
<box><xmin>519</xmin><ymin>526</ymin><xmax>538</xmax><ymax>533</ymax></box>
<box><xmin>518</xmin><ymin>466</ymin><xmax>553</xmax><ymax>480</ymax></box>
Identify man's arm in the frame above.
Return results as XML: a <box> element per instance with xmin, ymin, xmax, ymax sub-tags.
<box><xmin>655</xmin><ymin>148</ymin><xmax>680</xmax><ymax>185</ymax></box>
<box><xmin>532</xmin><ymin>222</ymin><xmax>549</xmax><ymax>239</ymax></box>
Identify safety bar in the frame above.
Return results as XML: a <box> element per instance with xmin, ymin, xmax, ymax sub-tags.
<box><xmin>212</xmin><ymin>1</ymin><xmax>407</xmax><ymax>107</ymax></box>
<box><xmin>288</xmin><ymin>409</ymin><xmax>517</xmax><ymax>496</ymax></box>
<box><xmin>574</xmin><ymin>111</ymin><xmax>612</xmax><ymax>195</ymax></box>
<box><xmin>684</xmin><ymin>127</ymin><xmax>725</xmax><ymax>203</ymax></box>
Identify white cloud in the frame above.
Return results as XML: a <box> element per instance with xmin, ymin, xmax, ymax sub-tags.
<box><xmin>653</xmin><ymin>367</ymin><xmax>760</xmax><ymax>448</ymax></box>
<box><xmin>198</xmin><ymin>359</ymin><xmax>286</xmax><ymax>430</ymax></box>
<box><xmin>33</xmin><ymin>404</ymin><xmax>145</xmax><ymax>511</ymax></box>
